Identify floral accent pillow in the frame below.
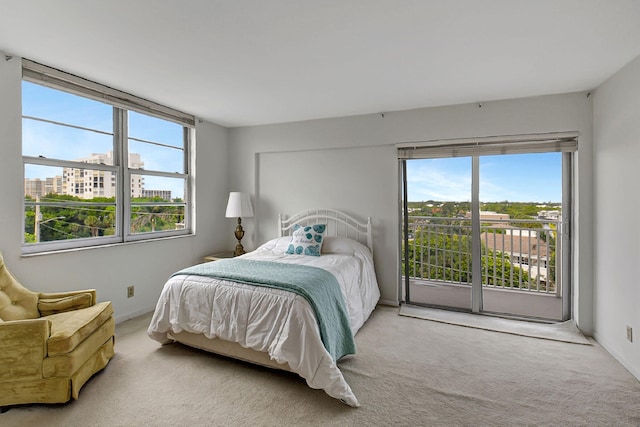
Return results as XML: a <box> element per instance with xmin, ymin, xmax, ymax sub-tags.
<box><xmin>285</xmin><ymin>224</ymin><xmax>327</xmax><ymax>256</ymax></box>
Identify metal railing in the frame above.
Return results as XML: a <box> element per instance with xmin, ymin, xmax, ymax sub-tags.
<box><xmin>405</xmin><ymin>216</ymin><xmax>561</xmax><ymax>295</ymax></box>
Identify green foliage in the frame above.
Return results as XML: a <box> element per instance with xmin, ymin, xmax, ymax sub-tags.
<box><xmin>406</xmin><ymin>228</ymin><xmax>473</xmax><ymax>283</ymax></box>
<box><xmin>405</xmin><ymin>228</ymin><xmax>532</xmax><ymax>289</ymax></box>
<box><xmin>481</xmin><ymin>201</ymin><xmax>542</xmax><ymax>218</ymax></box>
<box><xmin>130</xmin><ymin>196</ymin><xmax>184</xmax><ymax>233</ymax></box>
<box><xmin>406</xmin><ymin>201</ymin><xmax>559</xmax><ymax>292</ymax></box>
<box><xmin>543</xmin><ymin>226</ymin><xmax>557</xmax><ymax>285</ymax></box>
<box><xmin>408</xmin><ymin>201</ymin><xmax>471</xmax><ymax>218</ymax></box>
<box><xmin>410</xmin><ymin>200</ymin><xmax>561</xmax><ymax>224</ymax></box>
<box><xmin>24</xmin><ymin>193</ymin><xmax>184</xmax><ymax>243</ymax></box>
<box><xmin>481</xmin><ymin>250</ymin><xmax>530</xmax><ymax>288</ymax></box>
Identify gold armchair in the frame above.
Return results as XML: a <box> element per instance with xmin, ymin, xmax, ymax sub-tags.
<box><xmin>0</xmin><ymin>253</ymin><xmax>115</xmax><ymax>407</ymax></box>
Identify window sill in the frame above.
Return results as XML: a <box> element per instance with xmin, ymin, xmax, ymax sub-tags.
<box><xmin>21</xmin><ymin>233</ymin><xmax>196</xmax><ymax>258</ymax></box>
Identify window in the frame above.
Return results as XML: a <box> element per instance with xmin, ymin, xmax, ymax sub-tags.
<box><xmin>22</xmin><ymin>59</ymin><xmax>194</xmax><ymax>253</ymax></box>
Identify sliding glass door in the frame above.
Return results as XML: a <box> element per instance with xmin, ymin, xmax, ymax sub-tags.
<box><xmin>401</xmin><ymin>139</ymin><xmax>573</xmax><ymax>321</ymax></box>
<box><xmin>402</xmin><ymin>157</ymin><xmax>474</xmax><ymax>311</ymax></box>
<box><xmin>478</xmin><ymin>153</ymin><xmax>566</xmax><ymax>319</ymax></box>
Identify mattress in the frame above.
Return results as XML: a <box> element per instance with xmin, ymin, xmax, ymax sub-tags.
<box><xmin>148</xmin><ymin>235</ymin><xmax>380</xmax><ymax>406</ymax></box>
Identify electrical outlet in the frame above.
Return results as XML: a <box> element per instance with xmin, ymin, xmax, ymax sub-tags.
<box><xmin>626</xmin><ymin>325</ymin><xmax>633</xmax><ymax>343</ymax></box>
<box><xmin>127</xmin><ymin>285</ymin><xmax>135</xmax><ymax>298</ymax></box>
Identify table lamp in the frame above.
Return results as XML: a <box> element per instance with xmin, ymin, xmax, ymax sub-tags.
<box><xmin>225</xmin><ymin>192</ymin><xmax>254</xmax><ymax>256</ymax></box>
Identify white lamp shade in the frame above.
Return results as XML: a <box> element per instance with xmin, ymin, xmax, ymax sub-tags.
<box><xmin>225</xmin><ymin>192</ymin><xmax>254</xmax><ymax>218</ymax></box>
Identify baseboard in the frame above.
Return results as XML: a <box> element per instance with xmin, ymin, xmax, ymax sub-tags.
<box><xmin>114</xmin><ymin>306</ymin><xmax>156</xmax><ymax>324</ymax></box>
<box><xmin>378</xmin><ymin>299</ymin><xmax>399</xmax><ymax>307</ymax></box>
<box><xmin>593</xmin><ymin>331</ymin><xmax>640</xmax><ymax>381</ymax></box>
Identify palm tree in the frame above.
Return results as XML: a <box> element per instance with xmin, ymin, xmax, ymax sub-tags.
<box><xmin>84</xmin><ymin>216</ymin><xmax>100</xmax><ymax>237</ymax></box>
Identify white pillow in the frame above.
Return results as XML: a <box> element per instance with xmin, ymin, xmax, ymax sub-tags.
<box><xmin>321</xmin><ymin>236</ymin><xmax>369</xmax><ymax>256</ymax></box>
<box><xmin>256</xmin><ymin>236</ymin><xmax>292</xmax><ymax>253</ymax></box>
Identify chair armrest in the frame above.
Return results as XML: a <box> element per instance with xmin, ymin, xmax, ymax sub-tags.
<box><xmin>39</xmin><ymin>289</ymin><xmax>96</xmax><ymax>305</ymax></box>
<box><xmin>0</xmin><ymin>318</ymin><xmax>50</xmax><ymax>381</ymax></box>
<box><xmin>37</xmin><ymin>289</ymin><xmax>96</xmax><ymax>316</ymax></box>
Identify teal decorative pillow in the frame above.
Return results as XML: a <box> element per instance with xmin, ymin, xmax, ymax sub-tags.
<box><xmin>285</xmin><ymin>224</ymin><xmax>327</xmax><ymax>256</ymax></box>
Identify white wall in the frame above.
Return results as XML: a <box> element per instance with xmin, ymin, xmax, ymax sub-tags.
<box><xmin>229</xmin><ymin>92</ymin><xmax>594</xmax><ymax>327</ymax></box>
<box><xmin>0</xmin><ymin>50</ymin><xmax>603</xmax><ymax>360</ymax></box>
<box><xmin>0</xmin><ymin>55</ymin><xmax>231</xmax><ymax>323</ymax></box>
<box><xmin>593</xmin><ymin>54</ymin><xmax>640</xmax><ymax>379</ymax></box>
<box><xmin>256</xmin><ymin>145</ymin><xmax>397</xmax><ymax>292</ymax></box>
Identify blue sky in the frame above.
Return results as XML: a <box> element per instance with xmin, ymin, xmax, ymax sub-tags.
<box><xmin>406</xmin><ymin>152</ymin><xmax>562</xmax><ymax>203</ymax></box>
<box><xmin>22</xmin><ymin>81</ymin><xmax>186</xmax><ymax>199</ymax></box>
<box><xmin>24</xmin><ymin>81</ymin><xmax>562</xmax><ymax>204</ymax></box>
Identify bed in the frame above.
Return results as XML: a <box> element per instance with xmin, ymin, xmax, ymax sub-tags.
<box><xmin>147</xmin><ymin>209</ymin><xmax>380</xmax><ymax>406</ymax></box>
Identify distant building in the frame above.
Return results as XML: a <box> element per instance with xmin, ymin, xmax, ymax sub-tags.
<box><xmin>23</xmin><ymin>152</ymin><xmax>176</xmax><ymax>200</ymax></box>
<box><xmin>142</xmin><ymin>189</ymin><xmax>172</xmax><ymax>201</ymax></box>
<box><xmin>24</xmin><ymin>178</ymin><xmax>44</xmax><ymax>198</ymax></box>
<box><xmin>481</xmin><ymin>229</ymin><xmax>550</xmax><ymax>282</ymax></box>
<box><xmin>537</xmin><ymin>210</ymin><xmax>561</xmax><ymax>220</ymax></box>
<box><xmin>48</xmin><ymin>176</ymin><xmax>63</xmax><ymax>195</ymax></box>
<box><xmin>25</xmin><ymin>176</ymin><xmax>63</xmax><ymax>198</ymax></box>
<box><xmin>480</xmin><ymin>211</ymin><xmax>510</xmax><ymax>221</ymax></box>
<box><xmin>464</xmin><ymin>211</ymin><xmax>510</xmax><ymax>223</ymax></box>
<box><xmin>61</xmin><ymin>151</ymin><xmax>144</xmax><ymax>199</ymax></box>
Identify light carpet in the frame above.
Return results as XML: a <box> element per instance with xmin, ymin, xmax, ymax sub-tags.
<box><xmin>2</xmin><ymin>306</ymin><xmax>640</xmax><ymax>426</ymax></box>
<box><xmin>399</xmin><ymin>304</ymin><xmax>592</xmax><ymax>345</ymax></box>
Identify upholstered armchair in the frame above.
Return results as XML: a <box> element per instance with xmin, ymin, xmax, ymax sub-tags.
<box><xmin>0</xmin><ymin>253</ymin><xmax>115</xmax><ymax>407</ymax></box>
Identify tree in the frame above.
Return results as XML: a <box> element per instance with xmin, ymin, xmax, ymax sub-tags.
<box><xmin>406</xmin><ymin>229</ymin><xmax>472</xmax><ymax>282</ymax></box>
<box><xmin>24</xmin><ymin>194</ymin><xmax>182</xmax><ymax>242</ymax></box>
<box><xmin>481</xmin><ymin>249</ymin><xmax>530</xmax><ymax>288</ymax></box>
<box><xmin>130</xmin><ymin>197</ymin><xmax>183</xmax><ymax>234</ymax></box>
<box><xmin>84</xmin><ymin>216</ymin><xmax>100</xmax><ymax>237</ymax></box>
<box><xmin>405</xmin><ymin>226</ymin><xmax>530</xmax><ymax>288</ymax></box>
<box><xmin>541</xmin><ymin>228</ymin><xmax>557</xmax><ymax>290</ymax></box>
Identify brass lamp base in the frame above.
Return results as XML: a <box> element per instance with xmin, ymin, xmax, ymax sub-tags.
<box><xmin>233</xmin><ymin>243</ymin><xmax>245</xmax><ymax>257</ymax></box>
<box><xmin>233</xmin><ymin>217</ymin><xmax>246</xmax><ymax>256</ymax></box>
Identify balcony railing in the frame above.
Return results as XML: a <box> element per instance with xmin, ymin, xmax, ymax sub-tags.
<box><xmin>405</xmin><ymin>216</ymin><xmax>561</xmax><ymax>296</ymax></box>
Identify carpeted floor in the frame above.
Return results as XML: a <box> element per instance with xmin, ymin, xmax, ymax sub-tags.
<box><xmin>3</xmin><ymin>306</ymin><xmax>640</xmax><ymax>426</ymax></box>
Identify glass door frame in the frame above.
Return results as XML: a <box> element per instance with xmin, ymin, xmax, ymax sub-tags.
<box><xmin>400</xmin><ymin>150</ymin><xmax>574</xmax><ymax>321</ymax></box>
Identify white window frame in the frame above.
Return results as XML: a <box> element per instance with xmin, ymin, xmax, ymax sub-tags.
<box><xmin>22</xmin><ymin>59</ymin><xmax>195</xmax><ymax>254</ymax></box>
<box><xmin>399</xmin><ymin>132</ymin><xmax>576</xmax><ymax>320</ymax></box>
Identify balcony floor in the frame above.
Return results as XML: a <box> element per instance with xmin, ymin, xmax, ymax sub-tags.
<box><xmin>406</xmin><ymin>279</ymin><xmax>563</xmax><ymax>321</ymax></box>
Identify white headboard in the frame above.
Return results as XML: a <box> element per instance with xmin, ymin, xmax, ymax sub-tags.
<box><xmin>278</xmin><ymin>208</ymin><xmax>373</xmax><ymax>255</ymax></box>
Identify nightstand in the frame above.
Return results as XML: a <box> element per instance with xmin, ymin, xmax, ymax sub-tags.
<box><xmin>203</xmin><ymin>251</ymin><xmax>235</xmax><ymax>262</ymax></box>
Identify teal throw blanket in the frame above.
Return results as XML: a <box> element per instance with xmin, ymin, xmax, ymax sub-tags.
<box><xmin>173</xmin><ymin>259</ymin><xmax>356</xmax><ymax>360</ymax></box>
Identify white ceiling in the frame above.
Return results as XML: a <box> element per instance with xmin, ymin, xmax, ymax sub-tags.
<box><xmin>2</xmin><ymin>0</ymin><xmax>640</xmax><ymax>127</ymax></box>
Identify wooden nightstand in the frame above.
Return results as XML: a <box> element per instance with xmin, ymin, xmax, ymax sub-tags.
<box><xmin>203</xmin><ymin>251</ymin><xmax>235</xmax><ymax>262</ymax></box>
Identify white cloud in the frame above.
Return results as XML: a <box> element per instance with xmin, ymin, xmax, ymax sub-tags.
<box><xmin>406</xmin><ymin>155</ymin><xmax>561</xmax><ymax>202</ymax></box>
<box><xmin>407</xmin><ymin>160</ymin><xmax>471</xmax><ymax>201</ymax></box>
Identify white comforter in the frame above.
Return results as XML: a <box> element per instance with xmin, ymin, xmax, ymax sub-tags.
<box><xmin>147</xmin><ymin>236</ymin><xmax>380</xmax><ymax>406</ymax></box>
